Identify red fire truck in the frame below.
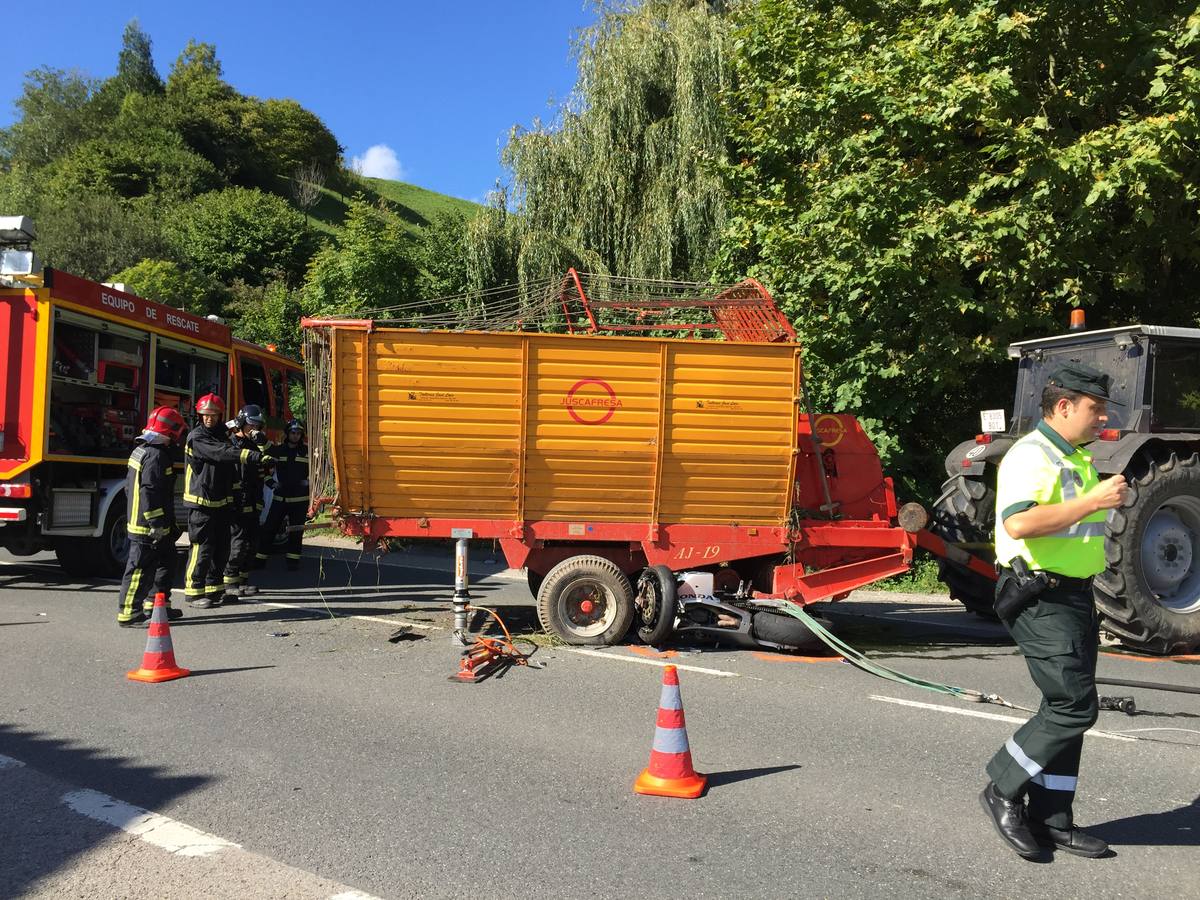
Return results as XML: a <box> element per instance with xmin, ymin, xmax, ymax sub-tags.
<box><xmin>0</xmin><ymin>266</ymin><xmax>303</xmax><ymax>576</ymax></box>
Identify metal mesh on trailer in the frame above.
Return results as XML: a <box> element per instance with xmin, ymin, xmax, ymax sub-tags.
<box><xmin>301</xmin><ymin>324</ymin><xmax>336</xmax><ymax>516</ymax></box>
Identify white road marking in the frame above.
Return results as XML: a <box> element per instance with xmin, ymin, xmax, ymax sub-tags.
<box><xmin>565</xmin><ymin>647</ymin><xmax>740</xmax><ymax>678</ymax></box>
<box><xmin>62</xmin><ymin>789</ymin><xmax>240</xmax><ymax>857</ymax></box>
<box><xmin>253</xmin><ymin>599</ymin><xmax>438</xmax><ymax>630</ymax></box>
<box><xmin>330</xmin><ymin>892</ymin><xmax>385</xmax><ymax>900</ymax></box>
<box><xmin>0</xmin><ymin>753</ymin><xmax>25</xmax><ymax>769</ymax></box>
<box><xmin>869</xmin><ymin>695</ymin><xmax>1138</xmax><ymax>743</ymax></box>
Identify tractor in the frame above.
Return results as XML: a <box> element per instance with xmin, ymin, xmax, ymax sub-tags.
<box><xmin>933</xmin><ymin>318</ymin><xmax>1200</xmax><ymax>655</ymax></box>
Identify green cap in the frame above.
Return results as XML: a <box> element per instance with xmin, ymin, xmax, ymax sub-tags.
<box><xmin>1046</xmin><ymin>362</ymin><xmax>1122</xmax><ymax>405</ymax></box>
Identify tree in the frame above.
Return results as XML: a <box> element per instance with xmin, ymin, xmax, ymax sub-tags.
<box><xmin>304</xmin><ymin>197</ymin><xmax>419</xmax><ymax>314</ymax></box>
<box><xmin>33</xmin><ymin>191</ymin><xmax>170</xmax><ymax>280</ymax></box>
<box><xmin>109</xmin><ymin>258</ymin><xmax>223</xmax><ymax>314</ymax></box>
<box><xmin>416</xmin><ymin>210</ymin><xmax>474</xmax><ymax>298</ymax></box>
<box><xmin>114</xmin><ymin>19</ymin><xmax>163</xmax><ymax>96</ymax></box>
<box><xmin>249</xmin><ymin>99</ymin><xmax>342</xmax><ymax>180</ymax></box>
<box><xmin>0</xmin><ymin>68</ymin><xmax>103</xmax><ymax>168</ymax></box>
<box><xmin>166</xmin><ymin>187</ymin><xmax>317</xmax><ymax>286</ymax></box>
<box><xmin>290</xmin><ymin>161</ymin><xmax>326</xmax><ymax>225</ymax></box>
<box><xmin>465</xmin><ymin>0</ymin><xmax>732</xmax><ymax>286</ymax></box>
<box><xmin>225</xmin><ymin>278</ymin><xmax>306</xmax><ymax>355</ymax></box>
<box><xmin>719</xmin><ymin>1</ymin><xmax>1200</xmax><ymax>495</ymax></box>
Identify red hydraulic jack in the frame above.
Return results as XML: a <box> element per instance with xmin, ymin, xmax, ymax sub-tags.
<box><xmin>448</xmin><ymin>605</ymin><xmax>539</xmax><ymax>684</ymax></box>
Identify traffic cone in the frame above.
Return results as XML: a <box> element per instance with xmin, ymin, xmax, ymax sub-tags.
<box><xmin>127</xmin><ymin>593</ymin><xmax>190</xmax><ymax>683</ymax></box>
<box><xmin>634</xmin><ymin>664</ymin><xmax>706</xmax><ymax>799</ymax></box>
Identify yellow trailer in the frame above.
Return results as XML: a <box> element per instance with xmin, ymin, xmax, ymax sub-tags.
<box><xmin>303</xmin><ymin>272</ymin><xmax>917</xmax><ymax>646</ymax></box>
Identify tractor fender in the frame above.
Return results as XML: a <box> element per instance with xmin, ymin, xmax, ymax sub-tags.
<box><xmin>943</xmin><ymin>436</ymin><xmax>1015</xmax><ymax>477</ymax></box>
<box><xmin>1088</xmin><ymin>433</ymin><xmax>1200</xmax><ymax>476</ymax></box>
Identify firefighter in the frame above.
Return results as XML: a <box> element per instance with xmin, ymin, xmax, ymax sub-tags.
<box><xmin>258</xmin><ymin>419</ymin><xmax>309</xmax><ymax>571</ymax></box>
<box><xmin>184</xmin><ymin>394</ymin><xmax>261</xmax><ymax>609</ymax></box>
<box><xmin>221</xmin><ymin>404</ymin><xmax>272</xmax><ymax>601</ymax></box>
<box><xmin>117</xmin><ymin>406</ymin><xmax>189</xmax><ymax>627</ymax></box>
<box><xmin>980</xmin><ymin>363</ymin><xmax>1128</xmax><ymax>860</ymax></box>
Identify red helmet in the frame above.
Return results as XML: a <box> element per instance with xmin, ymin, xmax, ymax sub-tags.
<box><xmin>195</xmin><ymin>393</ymin><xmax>225</xmax><ymax>416</ymax></box>
<box><xmin>146</xmin><ymin>406</ymin><xmax>187</xmax><ymax>442</ymax></box>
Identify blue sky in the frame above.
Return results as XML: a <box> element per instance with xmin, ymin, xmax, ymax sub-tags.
<box><xmin>0</xmin><ymin>1</ymin><xmax>597</xmax><ymax>202</ymax></box>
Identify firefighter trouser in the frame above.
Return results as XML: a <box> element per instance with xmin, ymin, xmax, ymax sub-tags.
<box><xmin>224</xmin><ymin>510</ymin><xmax>260</xmax><ymax>588</ymax></box>
<box><xmin>117</xmin><ymin>536</ymin><xmax>177</xmax><ymax>622</ymax></box>
<box><xmin>986</xmin><ymin>581</ymin><xmax>1100</xmax><ymax>829</ymax></box>
<box><xmin>258</xmin><ymin>498</ymin><xmax>306</xmax><ymax>563</ymax></box>
<box><xmin>185</xmin><ymin>507</ymin><xmax>233</xmax><ymax>601</ymax></box>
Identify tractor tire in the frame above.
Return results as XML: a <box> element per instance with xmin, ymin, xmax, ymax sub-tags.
<box><xmin>56</xmin><ymin>497</ymin><xmax>128</xmax><ymax>578</ymax></box>
<box><xmin>537</xmin><ymin>555</ymin><xmax>635</xmax><ymax>646</ymax></box>
<box><xmin>750</xmin><ymin>610</ymin><xmax>829</xmax><ymax>652</ymax></box>
<box><xmin>1094</xmin><ymin>451</ymin><xmax>1200</xmax><ymax>655</ymax></box>
<box><xmin>930</xmin><ymin>473</ymin><xmax>997</xmax><ymax>618</ymax></box>
<box><xmin>635</xmin><ymin>565</ymin><xmax>677</xmax><ymax>645</ymax></box>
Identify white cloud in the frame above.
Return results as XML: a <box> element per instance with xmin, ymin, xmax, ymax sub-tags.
<box><xmin>350</xmin><ymin>144</ymin><xmax>407</xmax><ymax>181</ymax></box>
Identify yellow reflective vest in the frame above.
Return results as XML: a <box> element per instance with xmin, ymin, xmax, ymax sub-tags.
<box><xmin>994</xmin><ymin>421</ymin><xmax>1107</xmax><ymax>578</ymax></box>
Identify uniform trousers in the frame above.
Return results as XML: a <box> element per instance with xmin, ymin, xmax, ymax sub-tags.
<box><xmin>117</xmin><ymin>536</ymin><xmax>177</xmax><ymax>622</ymax></box>
<box><xmin>258</xmin><ymin>498</ymin><xmax>306</xmax><ymax>562</ymax></box>
<box><xmin>185</xmin><ymin>507</ymin><xmax>233</xmax><ymax>601</ymax></box>
<box><xmin>986</xmin><ymin>581</ymin><xmax>1100</xmax><ymax>829</ymax></box>
<box><xmin>224</xmin><ymin>509</ymin><xmax>261</xmax><ymax>587</ymax></box>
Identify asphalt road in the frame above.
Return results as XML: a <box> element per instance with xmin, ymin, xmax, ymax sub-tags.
<box><xmin>1</xmin><ymin>542</ymin><xmax>1198</xmax><ymax>899</ymax></box>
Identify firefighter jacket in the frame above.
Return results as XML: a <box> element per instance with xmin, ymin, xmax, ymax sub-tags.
<box><xmin>274</xmin><ymin>440</ymin><xmax>310</xmax><ymax>503</ymax></box>
<box><xmin>230</xmin><ymin>431</ymin><xmax>272</xmax><ymax>514</ymax></box>
<box><xmin>125</xmin><ymin>439</ymin><xmax>175</xmax><ymax>539</ymax></box>
<box><xmin>184</xmin><ymin>423</ymin><xmax>259</xmax><ymax>510</ymax></box>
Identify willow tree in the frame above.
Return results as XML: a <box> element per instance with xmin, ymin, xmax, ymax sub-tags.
<box><xmin>466</xmin><ymin>0</ymin><xmax>732</xmax><ymax>289</ymax></box>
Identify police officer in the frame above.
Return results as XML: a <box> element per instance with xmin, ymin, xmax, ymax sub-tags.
<box><xmin>117</xmin><ymin>406</ymin><xmax>188</xmax><ymax>627</ymax></box>
<box><xmin>184</xmin><ymin>394</ymin><xmax>261</xmax><ymax>609</ymax></box>
<box><xmin>258</xmin><ymin>419</ymin><xmax>309</xmax><ymax>571</ymax></box>
<box><xmin>980</xmin><ymin>363</ymin><xmax>1128</xmax><ymax>859</ymax></box>
<box><xmin>221</xmin><ymin>404</ymin><xmax>272</xmax><ymax>601</ymax></box>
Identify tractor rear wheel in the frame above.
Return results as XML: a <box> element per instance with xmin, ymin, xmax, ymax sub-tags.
<box><xmin>537</xmin><ymin>555</ymin><xmax>635</xmax><ymax>646</ymax></box>
<box><xmin>1095</xmin><ymin>450</ymin><xmax>1200</xmax><ymax>655</ymax></box>
<box><xmin>930</xmin><ymin>473</ymin><xmax>997</xmax><ymax>618</ymax></box>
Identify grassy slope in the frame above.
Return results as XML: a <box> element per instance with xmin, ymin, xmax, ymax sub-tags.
<box><xmin>299</xmin><ymin>175</ymin><xmax>482</xmax><ymax>240</ymax></box>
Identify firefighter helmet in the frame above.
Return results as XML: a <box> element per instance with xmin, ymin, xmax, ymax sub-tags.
<box><xmin>236</xmin><ymin>404</ymin><xmax>265</xmax><ymax>430</ymax></box>
<box><xmin>146</xmin><ymin>406</ymin><xmax>188</xmax><ymax>442</ymax></box>
<box><xmin>285</xmin><ymin>419</ymin><xmax>306</xmax><ymax>437</ymax></box>
<box><xmin>195</xmin><ymin>393</ymin><xmax>225</xmax><ymax>416</ymax></box>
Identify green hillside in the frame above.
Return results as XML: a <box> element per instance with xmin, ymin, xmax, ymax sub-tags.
<box><xmin>303</xmin><ymin>176</ymin><xmax>482</xmax><ymax>239</ymax></box>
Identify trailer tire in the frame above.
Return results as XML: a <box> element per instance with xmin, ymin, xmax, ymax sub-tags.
<box><xmin>1094</xmin><ymin>450</ymin><xmax>1200</xmax><ymax>655</ymax></box>
<box><xmin>537</xmin><ymin>555</ymin><xmax>635</xmax><ymax>646</ymax></box>
<box><xmin>56</xmin><ymin>497</ymin><xmax>128</xmax><ymax>578</ymax></box>
<box><xmin>635</xmin><ymin>565</ymin><xmax>677</xmax><ymax>645</ymax></box>
<box><xmin>930</xmin><ymin>473</ymin><xmax>997</xmax><ymax>618</ymax></box>
<box><xmin>750</xmin><ymin>610</ymin><xmax>827</xmax><ymax>652</ymax></box>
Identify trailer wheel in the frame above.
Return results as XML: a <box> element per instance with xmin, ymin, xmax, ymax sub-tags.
<box><xmin>930</xmin><ymin>473</ymin><xmax>997</xmax><ymax>618</ymax></box>
<box><xmin>635</xmin><ymin>565</ymin><xmax>677</xmax><ymax>645</ymax></box>
<box><xmin>56</xmin><ymin>497</ymin><xmax>128</xmax><ymax>578</ymax></box>
<box><xmin>537</xmin><ymin>555</ymin><xmax>635</xmax><ymax>646</ymax></box>
<box><xmin>1095</xmin><ymin>450</ymin><xmax>1200</xmax><ymax>655</ymax></box>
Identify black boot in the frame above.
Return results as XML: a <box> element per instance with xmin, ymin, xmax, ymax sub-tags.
<box><xmin>979</xmin><ymin>782</ymin><xmax>1042</xmax><ymax>859</ymax></box>
<box><xmin>1030</xmin><ymin>824</ymin><xmax>1109</xmax><ymax>858</ymax></box>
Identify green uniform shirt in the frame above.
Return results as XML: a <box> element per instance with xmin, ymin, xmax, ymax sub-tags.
<box><xmin>994</xmin><ymin>421</ymin><xmax>1107</xmax><ymax>578</ymax></box>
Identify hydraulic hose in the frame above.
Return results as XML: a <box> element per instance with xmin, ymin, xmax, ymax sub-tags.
<box><xmin>1096</xmin><ymin>677</ymin><xmax>1200</xmax><ymax>696</ymax></box>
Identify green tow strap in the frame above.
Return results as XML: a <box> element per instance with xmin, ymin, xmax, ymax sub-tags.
<box><xmin>776</xmin><ymin>603</ymin><xmax>981</xmax><ymax>701</ymax></box>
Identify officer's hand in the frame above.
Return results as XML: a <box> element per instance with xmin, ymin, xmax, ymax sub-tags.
<box><xmin>1092</xmin><ymin>474</ymin><xmax>1129</xmax><ymax>510</ymax></box>
<box><xmin>147</xmin><ymin>526</ymin><xmax>169</xmax><ymax>542</ymax></box>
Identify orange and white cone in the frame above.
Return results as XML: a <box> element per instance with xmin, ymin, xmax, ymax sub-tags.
<box><xmin>634</xmin><ymin>664</ymin><xmax>706</xmax><ymax>799</ymax></box>
<box><xmin>127</xmin><ymin>593</ymin><xmax>190</xmax><ymax>683</ymax></box>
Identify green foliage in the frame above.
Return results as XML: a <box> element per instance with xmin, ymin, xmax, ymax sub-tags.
<box><xmin>416</xmin><ymin>211</ymin><xmax>473</xmax><ymax>298</ymax></box>
<box><xmin>114</xmin><ymin>19</ymin><xmax>164</xmax><ymax>96</ymax></box>
<box><xmin>466</xmin><ymin>0</ymin><xmax>732</xmax><ymax>287</ymax></box>
<box><xmin>44</xmin><ymin>136</ymin><xmax>219</xmax><ymax>201</ymax></box>
<box><xmin>109</xmin><ymin>258</ymin><xmax>224</xmax><ymax>315</ymax></box>
<box><xmin>720</xmin><ymin>1</ymin><xmax>1200</xmax><ymax>497</ymax></box>
<box><xmin>873</xmin><ymin>557</ymin><xmax>946</xmax><ymax>594</ymax></box>
<box><xmin>166</xmin><ymin>187</ymin><xmax>317</xmax><ymax>287</ymax></box>
<box><xmin>33</xmin><ymin>191</ymin><xmax>170</xmax><ymax>280</ymax></box>
<box><xmin>248</xmin><ymin>99</ymin><xmax>341</xmax><ymax>178</ymax></box>
<box><xmin>304</xmin><ymin>197</ymin><xmax>420</xmax><ymax>314</ymax></box>
<box><xmin>225</xmin><ymin>279</ymin><xmax>306</xmax><ymax>356</ymax></box>
<box><xmin>0</xmin><ymin>68</ymin><xmax>106</xmax><ymax>168</ymax></box>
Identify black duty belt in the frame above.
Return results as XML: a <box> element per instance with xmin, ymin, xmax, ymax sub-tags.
<box><xmin>1043</xmin><ymin>573</ymin><xmax>1094</xmax><ymax>590</ymax></box>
